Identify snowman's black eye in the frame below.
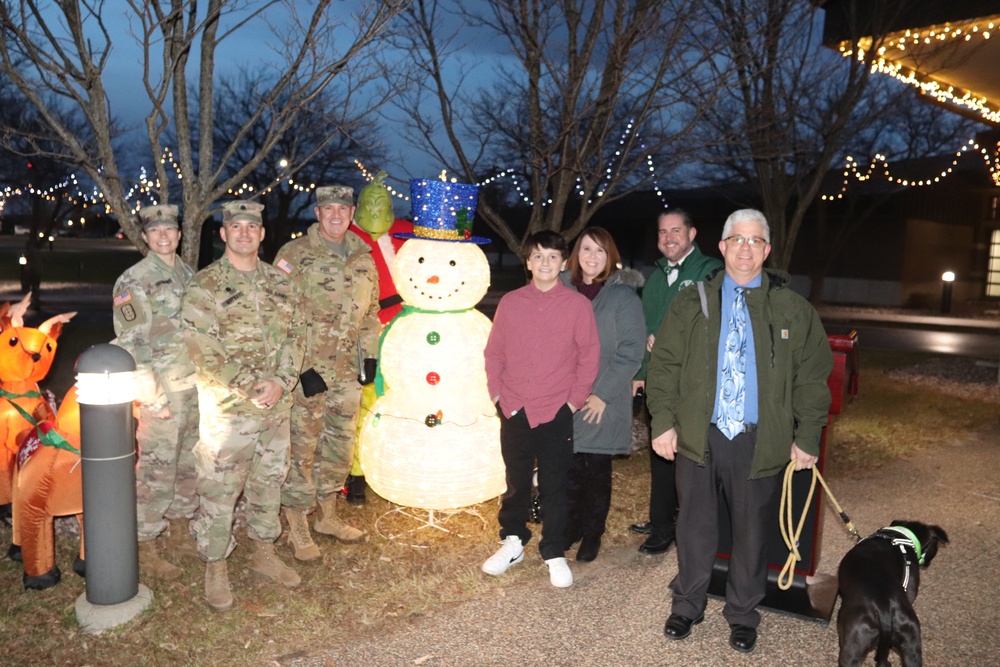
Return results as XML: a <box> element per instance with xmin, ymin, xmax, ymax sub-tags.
<box><xmin>449</xmin><ymin>260</ymin><xmax>456</xmax><ymax>266</ymax></box>
<box><xmin>418</xmin><ymin>257</ymin><xmax>425</xmax><ymax>263</ymax></box>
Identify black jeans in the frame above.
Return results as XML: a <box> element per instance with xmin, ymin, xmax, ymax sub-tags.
<box><xmin>497</xmin><ymin>404</ymin><xmax>574</xmax><ymax>560</ymax></box>
<box><xmin>565</xmin><ymin>452</ymin><xmax>613</xmax><ymax>541</ymax></box>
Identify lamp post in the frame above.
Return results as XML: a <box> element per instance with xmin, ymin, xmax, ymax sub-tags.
<box><xmin>74</xmin><ymin>343</ymin><xmax>152</xmax><ymax>633</ymax></box>
<box><xmin>940</xmin><ymin>271</ymin><xmax>955</xmax><ymax>314</ymax></box>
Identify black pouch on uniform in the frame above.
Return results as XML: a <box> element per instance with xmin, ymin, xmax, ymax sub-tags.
<box><xmin>299</xmin><ymin>368</ymin><xmax>328</xmax><ymax>397</ymax></box>
<box><xmin>358</xmin><ymin>358</ymin><xmax>377</xmax><ymax>385</ymax></box>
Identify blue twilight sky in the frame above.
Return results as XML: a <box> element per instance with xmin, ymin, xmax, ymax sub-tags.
<box><xmin>84</xmin><ymin>1</ymin><xmax>504</xmax><ymax>187</ymax></box>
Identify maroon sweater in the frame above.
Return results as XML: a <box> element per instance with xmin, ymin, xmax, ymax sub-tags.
<box><xmin>485</xmin><ymin>282</ymin><xmax>600</xmax><ymax>427</ymax></box>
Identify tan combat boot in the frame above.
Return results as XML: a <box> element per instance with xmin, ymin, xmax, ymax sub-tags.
<box><xmin>314</xmin><ymin>496</ymin><xmax>365</xmax><ymax>543</ymax></box>
<box><xmin>205</xmin><ymin>559</ymin><xmax>233</xmax><ymax>612</ymax></box>
<box><xmin>283</xmin><ymin>507</ymin><xmax>321</xmax><ymax>561</ymax></box>
<box><xmin>165</xmin><ymin>518</ymin><xmax>198</xmax><ymax>558</ymax></box>
<box><xmin>139</xmin><ymin>539</ymin><xmax>182</xmax><ymax>579</ymax></box>
<box><xmin>249</xmin><ymin>540</ymin><xmax>301</xmax><ymax>588</ymax></box>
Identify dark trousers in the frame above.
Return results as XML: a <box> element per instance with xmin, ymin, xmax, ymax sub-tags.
<box><xmin>497</xmin><ymin>405</ymin><xmax>574</xmax><ymax>560</ymax></box>
<box><xmin>672</xmin><ymin>425</ymin><xmax>781</xmax><ymax>628</ymax></box>
<box><xmin>648</xmin><ymin>446</ymin><xmax>678</xmax><ymax>540</ymax></box>
<box><xmin>565</xmin><ymin>452</ymin><xmax>613</xmax><ymax>541</ymax></box>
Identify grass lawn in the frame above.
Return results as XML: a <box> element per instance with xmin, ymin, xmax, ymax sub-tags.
<box><xmin>0</xmin><ymin>347</ymin><xmax>996</xmax><ymax>667</ymax></box>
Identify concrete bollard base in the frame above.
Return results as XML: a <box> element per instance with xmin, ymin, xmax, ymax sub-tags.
<box><xmin>75</xmin><ymin>584</ymin><xmax>154</xmax><ymax>634</ymax></box>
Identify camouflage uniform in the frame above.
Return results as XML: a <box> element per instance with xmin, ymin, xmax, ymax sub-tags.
<box><xmin>113</xmin><ymin>252</ymin><xmax>199</xmax><ymax>542</ymax></box>
<box><xmin>274</xmin><ymin>223</ymin><xmax>380</xmax><ymax>511</ymax></box>
<box><xmin>180</xmin><ymin>256</ymin><xmax>302</xmax><ymax>561</ymax></box>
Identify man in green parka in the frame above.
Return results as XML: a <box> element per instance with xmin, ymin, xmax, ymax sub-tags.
<box><xmin>646</xmin><ymin>209</ymin><xmax>832</xmax><ymax>654</ymax></box>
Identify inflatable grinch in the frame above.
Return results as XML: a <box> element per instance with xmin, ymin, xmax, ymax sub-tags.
<box><xmin>349</xmin><ymin>170</ymin><xmax>414</xmax><ymax>326</ymax></box>
<box><xmin>358</xmin><ymin>178</ymin><xmax>505</xmax><ymax>511</ymax></box>
<box><xmin>344</xmin><ymin>172</ymin><xmax>414</xmax><ymax>505</ymax></box>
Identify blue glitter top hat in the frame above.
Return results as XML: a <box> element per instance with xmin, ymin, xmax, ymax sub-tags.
<box><xmin>396</xmin><ymin>178</ymin><xmax>491</xmax><ymax>244</ymax></box>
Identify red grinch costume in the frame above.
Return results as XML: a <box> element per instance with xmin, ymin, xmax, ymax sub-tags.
<box><xmin>348</xmin><ymin>218</ymin><xmax>414</xmax><ymax>326</ymax></box>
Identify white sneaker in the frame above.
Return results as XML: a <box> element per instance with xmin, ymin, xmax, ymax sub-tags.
<box><xmin>482</xmin><ymin>536</ymin><xmax>524</xmax><ymax>576</ymax></box>
<box><xmin>545</xmin><ymin>556</ymin><xmax>573</xmax><ymax>588</ymax></box>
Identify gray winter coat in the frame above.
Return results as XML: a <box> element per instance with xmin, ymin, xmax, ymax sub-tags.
<box><xmin>563</xmin><ymin>269</ymin><xmax>646</xmax><ymax>455</ymax></box>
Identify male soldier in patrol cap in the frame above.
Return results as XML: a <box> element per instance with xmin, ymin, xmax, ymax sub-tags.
<box><xmin>181</xmin><ymin>200</ymin><xmax>304</xmax><ymax>612</ymax></box>
<box><xmin>112</xmin><ymin>203</ymin><xmax>199</xmax><ymax>581</ymax></box>
<box><xmin>274</xmin><ymin>184</ymin><xmax>379</xmax><ymax>561</ymax></box>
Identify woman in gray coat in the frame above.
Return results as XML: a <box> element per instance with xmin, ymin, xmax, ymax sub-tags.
<box><xmin>562</xmin><ymin>227</ymin><xmax>646</xmax><ymax>562</ymax></box>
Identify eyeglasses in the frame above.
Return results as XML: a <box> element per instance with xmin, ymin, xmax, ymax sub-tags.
<box><xmin>724</xmin><ymin>235</ymin><xmax>767</xmax><ymax>247</ymax></box>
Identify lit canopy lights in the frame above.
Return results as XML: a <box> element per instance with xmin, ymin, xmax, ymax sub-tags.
<box><xmin>837</xmin><ymin>16</ymin><xmax>1000</xmax><ymax>125</ymax></box>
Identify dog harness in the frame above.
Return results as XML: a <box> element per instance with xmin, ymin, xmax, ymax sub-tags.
<box><xmin>862</xmin><ymin>526</ymin><xmax>924</xmax><ymax>592</ymax></box>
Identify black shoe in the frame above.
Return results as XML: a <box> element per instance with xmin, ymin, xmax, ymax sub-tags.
<box><xmin>729</xmin><ymin>624</ymin><xmax>757</xmax><ymax>653</ymax></box>
<box><xmin>575</xmin><ymin>536</ymin><xmax>601</xmax><ymax>562</ymax></box>
<box><xmin>629</xmin><ymin>521</ymin><xmax>653</xmax><ymax>535</ymax></box>
<box><xmin>663</xmin><ymin>613</ymin><xmax>703</xmax><ymax>640</ymax></box>
<box><xmin>638</xmin><ymin>533</ymin><xmax>674</xmax><ymax>555</ymax></box>
<box><xmin>342</xmin><ymin>475</ymin><xmax>367</xmax><ymax>506</ymax></box>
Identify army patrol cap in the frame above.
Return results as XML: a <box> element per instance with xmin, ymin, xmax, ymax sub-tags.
<box><xmin>316</xmin><ymin>185</ymin><xmax>354</xmax><ymax>207</ymax></box>
<box><xmin>139</xmin><ymin>204</ymin><xmax>180</xmax><ymax>231</ymax></box>
<box><xmin>221</xmin><ymin>201</ymin><xmax>265</xmax><ymax>224</ymax></box>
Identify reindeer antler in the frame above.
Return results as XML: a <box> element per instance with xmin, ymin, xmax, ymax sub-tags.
<box><xmin>38</xmin><ymin>311</ymin><xmax>77</xmax><ymax>339</ymax></box>
<box><xmin>7</xmin><ymin>292</ymin><xmax>32</xmax><ymax>329</ymax></box>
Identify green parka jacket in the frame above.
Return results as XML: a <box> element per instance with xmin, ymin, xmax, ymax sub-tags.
<box><xmin>645</xmin><ymin>269</ymin><xmax>833</xmax><ymax>479</ymax></box>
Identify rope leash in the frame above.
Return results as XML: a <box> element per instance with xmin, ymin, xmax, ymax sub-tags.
<box><xmin>777</xmin><ymin>460</ymin><xmax>860</xmax><ymax>591</ymax></box>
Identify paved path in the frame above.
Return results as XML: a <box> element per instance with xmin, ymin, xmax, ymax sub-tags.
<box><xmin>286</xmin><ymin>425</ymin><xmax>999</xmax><ymax>667</ymax></box>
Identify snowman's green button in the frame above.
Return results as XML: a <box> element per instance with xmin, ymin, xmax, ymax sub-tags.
<box><xmin>426</xmin><ymin>331</ymin><xmax>441</xmax><ymax>345</ymax></box>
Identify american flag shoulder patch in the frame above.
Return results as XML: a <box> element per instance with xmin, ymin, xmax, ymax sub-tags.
<box><xmin>114</xmin><ymin>289</ymin><xmax>132</xmax><ymax>306</ymax></box>
<box><xmin>275</xmin><ymin>258</ymin><xmax>294</xmax><ymax>274</ymax></box>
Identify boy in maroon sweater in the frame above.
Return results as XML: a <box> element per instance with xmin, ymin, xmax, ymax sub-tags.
<box><xmin>483</xmin><ymin>230</ymin><xmax>600</xmax><ymax>588</ymax></box>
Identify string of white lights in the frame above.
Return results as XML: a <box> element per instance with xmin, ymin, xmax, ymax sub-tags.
<box><xmin>355</xmin><ymin>120</ymin><xmax>670</xmax><ymax>208</ymax></box>
<box><xmin>822</xmin><ymin>138</ymin><xmax>1000</xmax><ymax>200</ymax></box>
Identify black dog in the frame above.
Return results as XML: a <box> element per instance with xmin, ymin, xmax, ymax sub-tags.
<box><xmin>836</xmin><ymin>520</ymin><xmax>949</xmax><ymax>667</ymax></box>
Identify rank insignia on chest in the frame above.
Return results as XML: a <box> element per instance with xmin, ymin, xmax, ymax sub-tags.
<box><xmin>113</xmin><ymin>289</ymin><xmax>132</xmax><ymax>306</ymax></box>
<box><xmin>275</xmin><ymin>258</ymin><xmax>294</xmax><ymax>274</ymax></box>
<box><xmin>781</xmin><ymin>329</ymin><xmax>789</xmax><ymax>339</ymax></box>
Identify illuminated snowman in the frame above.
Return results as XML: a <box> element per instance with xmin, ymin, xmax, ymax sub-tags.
<box><xmin>359</xmin><ymin>178</ymin><xmax>505</xmax><ymax>511</ymax></box>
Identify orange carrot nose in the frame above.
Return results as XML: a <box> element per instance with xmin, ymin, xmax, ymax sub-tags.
<box><xmin>427</xmin><ymin>276</ymin><xmax>440</xmax><ymax>284</ymax></box>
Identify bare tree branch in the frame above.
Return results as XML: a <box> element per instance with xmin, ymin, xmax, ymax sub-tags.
<box><xmin>390</xmin><ymin>0</ymin><xmax>719</xmax><ymax>256</ymax></box>
<box><xmin>0</xmin><ymin>0</ymin><xmax>404</xmax><ymax>264</ymax></box>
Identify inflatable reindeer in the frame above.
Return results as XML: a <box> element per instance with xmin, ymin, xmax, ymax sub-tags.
<box><xmin>12</xmin><ymin>386</ymin><xmax>85</xmax><ymax>589</ymax></box>
<box><xmin>0</xmin><ymin>293</ymin><xmax>76</xmax><ymax>513</ymax></box>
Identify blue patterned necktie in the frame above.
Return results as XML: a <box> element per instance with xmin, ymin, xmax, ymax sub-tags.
<box><xmin>716</xmin><ymin>287</ymin><xmax>747</xmax><ymax>439</ymax></box>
